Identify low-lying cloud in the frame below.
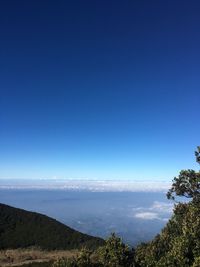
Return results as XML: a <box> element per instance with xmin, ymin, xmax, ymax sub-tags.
<box><xmin>150</xmin><ymin>201</ymin><xmax>173</xmax><ymax>213</ymax></box>
<box><xmin>133</xmin><ymin>201</ymin><xmax>173</xmax><ymax>221</ymax></box>
<box><xmin>0</xmin><ymin>179</ymin><xmax>170</xmax><ymax>192</ymax></box>
<box><xmin>135</xmin><ymin>212</ymin><xmax>159</xmax><ymax>220</ymax></box>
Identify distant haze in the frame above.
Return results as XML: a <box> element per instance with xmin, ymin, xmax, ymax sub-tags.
<box><xmin>0</xmin><ymin>189</ymin><xmax>174</xmax><ymax>246</ymax></box>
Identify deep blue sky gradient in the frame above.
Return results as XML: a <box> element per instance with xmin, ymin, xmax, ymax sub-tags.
<box><xmin>0</xmin><ymin>0</ymin><xmax>200</xmax><ymax>180</ymax></box>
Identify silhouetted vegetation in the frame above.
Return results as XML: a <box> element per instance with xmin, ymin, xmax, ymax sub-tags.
<box><xmin>0</xmin><ymin>204</ymin><xmax>104</xmax><ymax>250</ymax></box>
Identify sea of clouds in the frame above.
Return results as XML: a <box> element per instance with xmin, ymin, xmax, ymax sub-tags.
<box><xmin>0</xmin><ymin>180</ymin><xmax>174</xmax><ymax>245</ymax></box>
<box><xmin>0</xmin><ymin>179</ymin><xmax>170</xmax><ymax>192</ymax></box>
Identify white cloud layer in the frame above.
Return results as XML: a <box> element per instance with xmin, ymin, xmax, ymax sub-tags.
<box><xmin>133</xmin><ymin>201</ymin><xmax>173</xmax><ymax>221</ymax></box>
<box><xmin>134</xmin><ymin>212</ymin><xmax>159</xmax><ymax>220</ymax></box>
<box><xmin>150</xmin><ymin>201</ymin><xmax>173</xmax><ymax>213</ymax></box>
<box><xmin>0</xmin><ymin>179</ymin><xmax>170</xmax><ymax>192</ymax></box>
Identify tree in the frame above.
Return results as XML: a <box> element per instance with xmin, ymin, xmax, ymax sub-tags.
<box><xmin>52</xmin><ymin>248</ymin><xmax>94</xmax><ymax>267</ymax></box>
<box><xmin>135</xmin><ymin>147</ymin><xmax>200</xmax><ymax>267</ymax></box>
<box><xmin>76</xmin><ymin>248</ymin><xmax>93</xmax><ymax>267</ymax></box>
<box><xmin>98</xmin><ymin>233</ymin><xmax>135</xmax><ymax>267</ymax></box>
<box><xmin>166</xmin><ymin>169</ymin><xmax>200</xmax><ymax>201</ymax></box>
<box><xmin>135</xmin><ymin>201</ymin><xmax>200</xmax><ymax>267</ymax></box>
<box><xmin>195</xmin><ymin>146</ymin><xmax>200</xmax><ymax>164</ymax></box>
<box><xmin>167</xmin><ymin>147</ymin><xmax>200</xmax><ymax>202</ymax></box>
<box><xmin>52</xmin><ymin>234</ymin><xmax>135</xmax><ymax>267</ymax></box>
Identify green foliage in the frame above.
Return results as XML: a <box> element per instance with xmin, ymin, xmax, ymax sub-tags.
<box><xmin>51</xmin><ymin>248</ymin><xmax>98</xmax><ymax>267</ymax></box>
<box><xmin>51</xmin><ymin>235</ymin><xmax>135</xmax><ymax>267</ymax></box>
<box><xmin>76</xmin><ymin>248</ymin><xmax>93</xmax><ymax>267</ymax></box>
<box><xmin>195</xmin><ymin>146</ymin><xmax>200</xmax><ymax>164</ymax></box>
<box><xmin>167</xmin><ymin>147</ymin><xmax>200</xmax><ymax>202</ymax></box>
<box><xmin>135</xmin><ymin>202</ymin><xmax>200</xmax><ymax>266</ymax></box>
<box><xmin>135</xmin><ymin>147</ymin><xmax>200</xmax><ymax>267</ymax></box>
<box><xmin>98</xmin><ymin>233</ymin><xmax>135</xmax><ymax>267</ymax></box>
<box><xmin>167</xmin><ymin>169</ymin><xmax>200</xmax><ymax>201</ymax></box>
<box><xmin>0</xmin><ymin>203</ymin><xmax>104</xmax><ymax>250</ymax></box>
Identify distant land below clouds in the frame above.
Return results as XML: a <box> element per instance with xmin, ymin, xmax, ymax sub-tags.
<box><xmin>0</xmin><ymin>179</ymin><xmax>170</xmax><ymax>192</ymax></box>
<box><xmin>0</xmin><ymin>190</ymin><xmax>173</xmax><ymax>245</ymax></box>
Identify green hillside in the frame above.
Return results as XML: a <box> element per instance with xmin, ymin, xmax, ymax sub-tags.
<box><xmin>0</xmin><ymin>203</ymin><xmax>104</xmax><ymax>250</ymax></box>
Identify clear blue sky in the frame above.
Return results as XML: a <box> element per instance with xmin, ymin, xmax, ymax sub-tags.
<box><xmin>0</xmin><ymin>0</ymin><xmax>200</xmax><ymax>180</ymax></box>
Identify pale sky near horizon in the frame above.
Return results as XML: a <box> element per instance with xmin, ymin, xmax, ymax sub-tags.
<box><xmin>0</xmin><ymin>1</ymin><xmax>200</xmax><ymax>181</ymax></box>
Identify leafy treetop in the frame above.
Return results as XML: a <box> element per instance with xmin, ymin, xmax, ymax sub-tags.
<box><xmin>167</xmin><ymin>147</ymin><xmax>200</xmax><ymax>202</ymax></box>
<box><xmin>195</xmin><ymin>146</ymin><xmax>200</xmax><ymax>164</ymax></box>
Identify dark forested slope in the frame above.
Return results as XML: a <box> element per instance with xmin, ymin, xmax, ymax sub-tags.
<box><xmin>0</xmin><ymin>203</ymin><xmax>104</xmax><ymax>250</ymax></box>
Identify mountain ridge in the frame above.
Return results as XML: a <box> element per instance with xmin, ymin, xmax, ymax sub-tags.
<box><xmin>0</xmin><ymin>203</ymin><xmax>104</xmax><ymax>250</ymax></box>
